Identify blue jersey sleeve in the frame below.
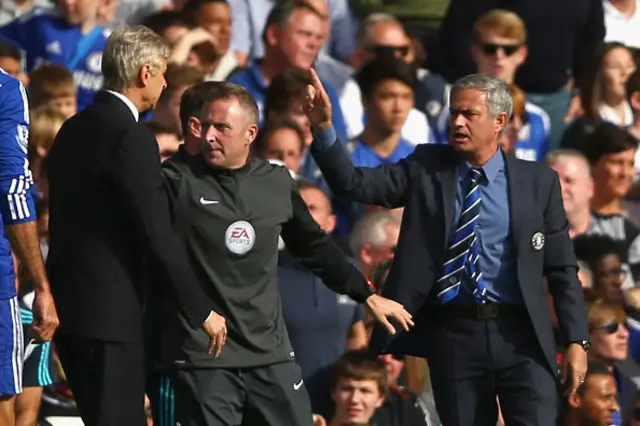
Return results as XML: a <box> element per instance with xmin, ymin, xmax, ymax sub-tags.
<box><xmin>0</xmin><ymin>74</ymin><xmax>35</xmax><ymax>225</ymax></box>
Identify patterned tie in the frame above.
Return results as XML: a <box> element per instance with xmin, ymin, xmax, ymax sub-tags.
<box><xmin>437</xmin><ymin>167</ymin><xmax>488</xmax><ymax>304</ymax></box>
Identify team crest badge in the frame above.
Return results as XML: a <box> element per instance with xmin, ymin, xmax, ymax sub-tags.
<box><xmin>531</xmin><ymin>232</ymin><xmax>545</xmax><ymax>251</ymax></box>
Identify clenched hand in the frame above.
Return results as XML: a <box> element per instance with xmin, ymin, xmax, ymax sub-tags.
<box><xmin>30</xmin><ymin>288</ymin><xmax>59</xmax><ymax>343</ymax></box>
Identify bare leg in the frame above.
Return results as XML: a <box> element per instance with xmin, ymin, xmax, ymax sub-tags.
<box><xmin>0</xmin><ymin>394</ymin><xmax>16</xmax><ymax>426</ymax></box>
<box><xmin>15</xmin><ymin>387</ymin><xmax>43</xmax><ymax>426</ymax></box>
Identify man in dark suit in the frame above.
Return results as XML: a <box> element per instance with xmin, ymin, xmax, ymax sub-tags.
<box><xmin>303</xmin><ymin>69</ymin><xmax>590</xmax><ymax>426</ymax></box>
<box><xmin>45</xmin><ymin>26</ymin><xmax>226</xmax><ymax>426</ymax></box>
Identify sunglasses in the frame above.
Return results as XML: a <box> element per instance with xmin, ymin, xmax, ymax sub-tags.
<box><xmin>368</xmin><ymin>45</ymin><xmax>409</xmax><ymax>58</ymax></box>
<box><xmin>478</xmin><ymin>43</ymin><xmax>521</xmax><ymax>56</ymax></box>
<box><xmin>600</xmin><ymin>321</ymin><xmax>622</xmax><ymax>334</ymax></box>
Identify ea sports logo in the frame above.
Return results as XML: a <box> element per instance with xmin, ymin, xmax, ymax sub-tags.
<box><xmin>225</xmin><ymin>220</ymin><xmax>255</xmax><ymax>255</ymax></box>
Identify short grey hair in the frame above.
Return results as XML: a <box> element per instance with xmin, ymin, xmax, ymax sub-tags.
<box><xmin>356</xmin><ymin>13</ymin><xmax>404</xmax><ymax>46</ymax></box>
<box><xmin>102</xmin><ymin>25</ymin><xmax>171</xmax><ymax>92</ymax></box>
<box><xmin>451</xmin><ymin>74</ymin><xmax>513</xmax><ymax>136</ymax></box>
<box><xmin>544</xmin><ymin>149</ymin><xmax>592</xmax><ymax>178</ymax></box>
<box><xmin>349</xmin><ymin>210</ymin><xmax>401</xmax><ymax>256</ymax></box>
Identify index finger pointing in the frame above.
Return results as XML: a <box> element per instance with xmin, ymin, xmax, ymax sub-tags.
<box><xmin>309</xmin><ymin>68</ymin><xmax>323</xmax><ymax>89</ymax></box>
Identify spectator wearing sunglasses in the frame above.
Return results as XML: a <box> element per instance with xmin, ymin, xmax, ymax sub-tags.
<box><xmin>338</xmin><ymin>13</ymin><xmax>433</xmax><ymax>146</ymax></box>
<box><xmin>435</xmin><ymin>9</ymin><xmax>551</xmax><ymax>164</ymax></box>
<box><xmin>586</xmin><ymin>300</ymin><xmax>640</xmax><ymax>425</ymax></box>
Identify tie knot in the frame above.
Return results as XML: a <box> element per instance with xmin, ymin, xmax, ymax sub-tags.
<box><xmin>468</xmin><ymin>167</ymin><xmax>483</xmax><ymax>184</ymax></box>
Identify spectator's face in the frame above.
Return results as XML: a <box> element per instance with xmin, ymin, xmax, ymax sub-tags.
<box><xmin>302</xmin><ymin>0</ymin><xmax>330</xmax><ymax>40</ymax></box>
<box><xmin>274</xmin><ymin>9</ymin><xmax>324</xmax><ymax>69</ymax></box>
<box><xmin>57</xmin><ymin>0</ymin><xmax>100</xmax><ymax>26</ymax></box>
<box><xmin>359</xmin><ymin>223</ymin><xmax>399</xmax><ymax>274</ymax></box>
<box><xmin>591</xmin><ymin>318</ymin><xmax>629</xmax><ymax>362</ymax></box>
<box><xmin>592</xmin><ymin>149</ymin><xmax>636</xmax><ymax>201</ymax></box>
<box><xmin>261</xmin><ymin>127</ymin><xmax>303</xmax><ymax>173</ymax></box>
<box><xmin>162</xmin><ymin>24</ymin><xmax>190</xmax><ymax>48</ymax></box>
<box><xmin>602</xmin><ymin>47</ymin><xmax>636</xmax><ymax>102</ymax></box>
<box><xmin>279</xmin><ymin>102</ymin><xmax>313</xmax><ymax>146</ymax></box>
<box><xmin>159</xmin><ymin>85</ymin><xmax>190</xmax><ymax>130</ymax></box>
<box><xmin>201</xmin><ymin>98</ymin><xmax>258</xmax><ymax>169</ymax></box>
<box><xmin>569</xmin><ymin>374</ymin><xmax>619</xmax><ymax>426</ymax></box>
<box><xmin>449</xmin><ymin>88</ymin><xmax>506</xmax><ymax>155</ymax></box>
<box><xmin>156</xmin><ymin>132</ymin><xmax>182</xmax><ymax>162</ymax></box>
<box><xmin>331</xmin><ymin>378</ymin><xmax>385</xmax><ymax>424</ymax></box>
<box><xmin>548</xmin><ymin>157</ymin><xmax>593</xmax><ymax>218</ymax></box>
<box><xmin>378</xmin><ymin>354</ymin><xmax>404</xmax><ymax>385</ymax></box>
<box><xmin>359</xmin><ymin>23</ymin><xmax>409</xmax><ymax>67</ymax></box>
<box><xmin>196</xmin><ymin>2</ymin><xmax>232</xmax><ymax>54</ymax></box>
<box><xmin>0</xmin><ymin>56</ymin><xmax>20</xmax><ymax>79</ymax></box>
<box><xmin>594</xmin><ymin>253</ymin><xmax>625</xmax><ymax>304</ymax></box>
<box><xmin>363</xmin><ymin>79</ymin><xmax>414</xmax><ymax>134</ymax></box>
<box><xmin>49</xmin><ymin>96</ymin><xmax>77</xmax><ymax>119</ymax></box>
<box><xmin>299</xmin><ymin>186</ymin><xmax>335</xmax><ymax>233</ymax></box>
<box><xmin>471</xmin><ymin>30</ymin><xmax>526</xmax><ymax>83</ymax></box>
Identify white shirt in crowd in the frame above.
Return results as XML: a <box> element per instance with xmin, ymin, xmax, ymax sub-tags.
<box><xmin>604</xmin><ymin>0</ymin><xmax>640</xmax><ymax>49</ymax></box>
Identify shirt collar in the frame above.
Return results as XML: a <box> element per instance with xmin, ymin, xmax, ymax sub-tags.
<box><xmin>458</xmin><ymin>148</ymin><xmax>504</xmax><ymax>184</ymax></box>
<box><xmin>105</xmin><ymin>90</ymin><xmax>139</xmax><ymax>122</ymax></box>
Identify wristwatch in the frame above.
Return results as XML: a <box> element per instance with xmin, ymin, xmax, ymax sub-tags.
<box><xmin>568</xmin><ymin>340</ymin><xmax>591</xmax><ymax>352</ymax></box>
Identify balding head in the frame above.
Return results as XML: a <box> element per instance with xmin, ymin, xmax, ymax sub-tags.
<box><xmin>545</xmin><ymin>149</ymin><xmax>593</xmax><ymax>218</ymax></box>
<box><xmin>353</xmin><ymin>14</ymin><xmax>409</xmax><ymax>69</ymax></box>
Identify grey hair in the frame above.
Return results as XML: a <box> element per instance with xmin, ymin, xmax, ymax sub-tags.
<box><xmin>349</xmin><ymin>210</ymin><xmax>401</xmax><ymax>256</ymax></box>
<box><xmin>451</xmin><ymin>74</ymin><xmax>513</xmax><ymax>137</ymax></box>
<box><xmin>355</xmin><ymin>13</ymin><xmax>404</xmax><ymax>46</ymax></box>
<box><xmin>102</xmin><ymin>25</ymin><xmax>170</xmax><ymax>92</ymax></box>
<box><xmin>544</xmin><ymin>149</ymin><xmax>592</xmax><ymax>178</ymax></box>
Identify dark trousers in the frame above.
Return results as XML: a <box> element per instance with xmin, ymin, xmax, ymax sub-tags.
<box><xmin>174</xmin><ymin>361</ymin><xmax>314</xmax><ymax>426</ymax></box>
<box><xmin>427</xmin><ymin>311</ymin><xmax>558</xmax><ymax>426</ymax></box>
<box><xmin>54</xmin><ymin>334</ymin><xmax>147</xmax><ymax>426</ymax></box>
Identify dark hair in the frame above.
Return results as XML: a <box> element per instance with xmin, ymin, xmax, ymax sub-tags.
<box><xmin>573</xmin><ymin>234</ymin><xmax>623</xmax><ymax>271</ymax></box>
<box><xmin>581</xmin><ymin>122</ymin><xmax>638</xmax><ymax>165</ymax></box>
<box><xmin>627</xmin><ymin>68</ymin><xmax>640</xmax><ymax>106</ymax></box>
<box><xmin>264</xmin><ymin>67</ymin><xmax>311</xmax><ymax>116</ymax></box>
<box><xmin>140</xmin><ymin>10</ymin><xmax>187</xmax><ymax>35</ymax></box>
<box><xmin>254</xmin><ymin>116</ymin><xmax>305</xmax><ymax>153</ymax></box>
<box><xmin>262</xmin><ymin>1</ymin><xmax>321</xmax><ymax>47</ymax></box>
<box><xmin>28</xmin><ymin>64</ymin><xmax>76</xmax><ymax>107</ymax></box>
<box><xmin>201</xmin><ymin>81</ymin><xmax>260</xmax><ymax>124</ymax></box>
<box><xmin>356</xmin><ymin>57</ymin><xmax>418</xmax><ymax>100</ymax></box>
<box><xmin>145</xmin><ymin>120</ymin><xmax>183</xmax><ymax>139</ymax></box>
<box><xmin>181</xmin><ymin>0</ymin><xmax>229</xmax><ymax>27</ymax></box>
<box><xmin>179</xmin><ymin>81</ymin><xmax>222</xmax><ymax>135</ymax></box>
<box><xmin>578</xmin><ymin>360</ymin><xmax>615</xmax><ymax>395</ymax></box>
<box><xmin>159</xmin><ymin>63</ymin><xmax>204</xmax><ymax>104</ymax></box>
<box><xmin>0</xmin><ymin>40</ymin><xmax>21</xmax><ymax>61</ymax></box>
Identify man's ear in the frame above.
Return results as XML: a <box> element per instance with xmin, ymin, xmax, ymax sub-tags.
<box><xmin>138</xmin><ymin>64</ymin><xmax>152</xmax><ymax>88</ymax></box>
<box><xmin>188</xmin><ymin>117</ymin><xmax>202</xmax><ymax>139</ymax></box>
<box><xmin>495</xmin><ymin>112</ymin><xmax>508</xmax><ymax>136</ymax></box>
<box><xmin>567</xmin><ymin>390</ymin><xmax>582</xmax><ymax>409</ymax></box>
<box><xmin>245</xmin><ymin>124</ymin><xmax>259</xmax><ymax>146</ymax></box>
<box><xmin>265</xmin><ymin>24</ymin><xmax>279</xmax><ymax>48</ymax></box>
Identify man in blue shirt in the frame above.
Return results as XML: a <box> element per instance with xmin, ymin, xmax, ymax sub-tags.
<box><xmin>336</xmin><ymin>57</ymin><xmax>416</xmax><ymax>234</ymax></box>
<box><xmin>0</xmin><ymin>69</ymin><xmax>58</xmax><ymax>426</ymax></box>
<box><xmin>227</xmin><ymin>1</ymin><xmax>349</xmax><ymax>140</ymax></box>
<box><xmin>0</xmin><ymin>3</ymin><xmax>109</xmax><ymax>111</ymax></box>
<box><xmin>303</xmin><ymin>70</ymin><xmax>589</xmax><ymax>426</ymax></box>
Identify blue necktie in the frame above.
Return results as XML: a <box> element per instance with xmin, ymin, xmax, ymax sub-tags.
<box><xmin>437</xmin><ymin>167</ymin><xmax>487</xmax><ymax>304</ymax></box>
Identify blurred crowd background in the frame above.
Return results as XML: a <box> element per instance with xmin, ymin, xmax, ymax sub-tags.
<box><xmin>2</xmin><ymin>0</ymin><xmax>640</xmax><ymax>424</ymax></box>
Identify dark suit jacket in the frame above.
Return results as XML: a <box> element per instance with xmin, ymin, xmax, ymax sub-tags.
<box><xmin>46</xmin><ymin>91</ymin><xmax>211</xmax><ymax>343</ymax></box>
<box><xmin>311</xmin><ymin>140</ymin><xmax>589</xmax><ymax>373</ymax></box>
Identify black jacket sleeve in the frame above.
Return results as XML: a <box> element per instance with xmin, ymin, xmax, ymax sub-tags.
<box><xmin>110</xmin><ymin>125</ymin><xmax>211</xmax><ymax>330</ymax></box>
<box><xmin>280</xmin><ymin>178</ymin><xmax>375</xmax><ymax>303</ymax></box>
<box><xmin>543</xmin><ymin>170</ymin><xmax>589</xmax><ymax>343</ymax></box>
<box><xmin>574</xmin><ymin>0</ymin><xmax>605</xmax><ymax>85</ymax></box>
<box><xmin>310</xmin><ymin>137</ymin><xmax>414</xmax><ymax>209</ymax></box>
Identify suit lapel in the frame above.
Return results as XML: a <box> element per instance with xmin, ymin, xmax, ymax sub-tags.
<box><xmin>435</xmin><ymin>150</ymin><xmax>458</xmax><ymax>248</ymax></box>
<box><xmin>505</xmin><ymin>153</ymin><xmax>525</xmax><ymax>250</ymax></box>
